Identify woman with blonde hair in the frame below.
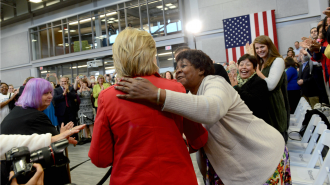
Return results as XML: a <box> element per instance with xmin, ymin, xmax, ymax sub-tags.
<box><xmin>253</xmin><ymin>35</ymin><xmax>290</xmax><ymax>142</ymax></box>
<box><xmin>92</xmin><ymin>74</ymin><xmax>110</xmax><ymax>113</ymax></box>
<box><xmin>88</xmin><ymin>28</ymin><xmax>207</xmax><ymax>185</ymax></box>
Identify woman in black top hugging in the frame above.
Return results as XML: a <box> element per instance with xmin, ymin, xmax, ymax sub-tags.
<box><xmin>229</xmin><ymin>54</ymin><xmax>270</xmax><ymax>124</ymax></box>
<box><xmin>1</xmin><ymin>78</ymin><xmax>84</xmax><ymax>185</ymax></box>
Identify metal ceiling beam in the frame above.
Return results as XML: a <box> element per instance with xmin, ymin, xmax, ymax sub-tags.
<box><xmin>0</xmin><ymin>1</ymin><xmax>16</xmax><ymax>8</ymax></box>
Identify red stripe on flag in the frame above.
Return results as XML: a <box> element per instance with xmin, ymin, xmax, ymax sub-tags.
<box><xmin>232</xmin><ymin>48</ymin><xmax>237</xmax><ymax>62</ymax></box>
<box><xmin>254</xmin><ymin>13</ymin><xmax>260</xmax><ymax>37</ymax></box>
<box><xmin>262</xmin><ymin>11</ymin><xmax>268</xmax><ymax>36</ymax></box>
<box><xmin>271</xmin><ymin>10</ymin><xmax>278</xmax><ymax>50</ymax></box>
<box><xmin>225</xmin><ymin>49</ymin><xmax>229</xmax><ymax>64</ymax></box>
<box><xmin>240</xmin><ymin>46</ymin><xmax>244</xmax><ymax>56</ymax></box>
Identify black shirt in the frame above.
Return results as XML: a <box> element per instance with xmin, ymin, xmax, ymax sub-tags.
<box><xmin>1</xmin><ymin>106</ymin><xmax>58</xmax><ymax>136</ymax></box>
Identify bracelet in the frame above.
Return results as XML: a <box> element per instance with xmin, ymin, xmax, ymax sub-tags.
<box><xmin>157</xmin><ymin>88</ymin><xmax>161</xmax><ymax>105</ymax></box>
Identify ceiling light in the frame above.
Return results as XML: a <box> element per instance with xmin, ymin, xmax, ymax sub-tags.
<box><xmin>156</xmin><ymin>5</ymin><xmax>163</xmax><ymax>8</ymax></box>
<box><xmin>157</xmin><ymin>52</ymin><xmax>172</xmax><ymax>56</ymax></box>
<box><xmin>41</xmin><ymin>71</ymin><xmax>50</xmax><ymax>73</ymax></box>
<box><xmin>32</xmin><ymin>39</ymin><xmax>37</xmax><ymax>42</ymax></box>
<box><xmin>107</xmin><ymin>21</ymin><xmax>114</xmax><ymax>23</ymax></box>
<box><xmin>167</xmin><ymin>58</ymin><xmax>173</xmax><ymax>60</ymax></box>
<box><xmin>29</xmin><ymin>0</ymin><xmax>42</xmax><ymax>3</ymax></box>
<box><xmin>58</xmin><ymin>29</ymin><xmax>76</xmax><ymax>33</ymax></box>
<box><xmin>186</xmin><ymin>19</ymin><xmax>202</xmax><ymax>34</ymax></box>
<box><xmin>109</xmin><ymin>18</ymin><xmax>115</xmax><ymax>20</ymax></box>
<box><xmin>160</xmin><ymin>8</ymin><xmax>168</xmax><ymax>10</ymax></box>
<box><xmin>169</xmin><ymin>6</ymin><xmax>176</xmax><ymax>9</ymax></box>
<box><xmin>99</xmin><ymin>12</ymin><xmax>118</xmax><ymax>18</ymax></box>
<box><xmin>165</xmin><ymin>3</ymin><xmax>173</xmax><ymax>6</ymax></box>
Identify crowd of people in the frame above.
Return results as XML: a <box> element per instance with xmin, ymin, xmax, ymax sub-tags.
<box><xmin>1</xmin><ymin>7</ymin><xmax>330</xmax><ymax>185</ymax></box>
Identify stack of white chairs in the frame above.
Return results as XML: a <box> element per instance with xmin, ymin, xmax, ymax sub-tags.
<box><xmin>290</xmin><ymin>129</ymin><xmax>330</xmax><ymax>185</ymax></box>
<box><xmin>290</xmin><ymin>98</ymin><xmax>311</xmax><ymax>127</ymax></box>
<box><xmin>289</xmin><ymin>98</ymin><xmax>330</xmax><ymax>184</ymax></box>
<box><xmin>289</xmin><ymin>121</ymin><xmax>325</xmax><ymax>167</ymax></box>
<box><xmin>287</xmin><ymin>121</ymin><xmax>326</xmax><ymax>154</ymax></box>
<box><xmin>288</xmin><ymin>113</ymin><xmax>317</xmax><ymax>142</ymax></box>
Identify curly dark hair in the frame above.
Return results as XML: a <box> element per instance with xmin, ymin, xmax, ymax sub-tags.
<box><xmin>237</xmin><ymin>54</ymin><xmax>259</xmax><ymax>69</ymax></box>
<box><xmin>175</xmin><ymin>50</ymin><xmax>215</xmax><ymax>76</ymax></box>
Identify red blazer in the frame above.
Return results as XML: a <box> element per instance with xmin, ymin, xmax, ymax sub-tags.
<box><xmin>89</xmin><ymin>74</ymin><xmax>208</xmax><ymax>185</ymax></box>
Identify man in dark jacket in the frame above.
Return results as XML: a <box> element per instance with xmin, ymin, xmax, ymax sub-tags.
<box><xmin>298</xmin><ymin>50</ymin><xmax>320</xmax><ymax>108</ymax></box>
<box><xmin>53</xmin><ymin>77</ymin><xmax>77</xmax><ymax>128</ymax></box>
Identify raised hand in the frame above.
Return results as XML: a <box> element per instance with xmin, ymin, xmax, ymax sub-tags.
<box><xmin>323</xmin><ymin>7</ymin><xmax>330</xmax><ymax>17</ymax></box>
<box><xmin>228</xmin><ymin>73</ymin><xmax>238</xmax><ymax>87</ymax></box>
<box><xmin>60</xmin><ymin>122</ymin><xmax>74</xmax><ymax>133</ymax></box>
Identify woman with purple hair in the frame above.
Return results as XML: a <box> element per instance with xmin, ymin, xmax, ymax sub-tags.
<box><xmin>1</xmin><ymin>78</ymin><xmax>84</xmax><ymax>185</ymax></box>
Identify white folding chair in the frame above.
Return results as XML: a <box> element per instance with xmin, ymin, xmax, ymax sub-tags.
<box><xmin>291</xmin><ymin>97</ymin><xmax>308</xmax><ymax>118</ymax></box>
<box><xmin>290</xmin><ymin>116</ymin><xmax>322</xmax><ymax>167</ymax></box>
<box><xmin>290</xmin><ymin>106</ymin><xmax>311</xmax><ymax>127</ymax></box>
<box><xmin>287</xmin><ymin>121</ymin><xmax>326</xmax><ymax>154</ymax></box>
<box><xmin>288</xmin><ymin>115</ymin><xmax>321</xmax><ymax>142</ymax></box>
<box><xmin>290</xmin><ymin>129</ymin><xmax>330</xmax><ymax>185</ymax></box>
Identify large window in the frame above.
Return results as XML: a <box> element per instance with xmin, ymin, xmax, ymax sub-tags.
<box><xmin>29</xmin><ymin>0</ymin><xmax>182</xmax><ymax>61</ymax></box>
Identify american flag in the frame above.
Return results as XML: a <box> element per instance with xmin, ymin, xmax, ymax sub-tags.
<box><xmin>223</xmin><ymin>10</ymin><xmax>278</xmax><ymax>63</ymax></box>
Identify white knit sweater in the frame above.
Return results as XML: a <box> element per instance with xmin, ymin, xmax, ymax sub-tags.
<box><xmin>163</xmin><ymin>75</ymin><xmax>285</xmax><ymax>185</ymax></box>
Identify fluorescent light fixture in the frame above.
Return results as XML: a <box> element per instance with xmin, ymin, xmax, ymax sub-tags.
<box><xmin>169</xmin><ymin>5</ymin><xmax>176</xmax><ymax>9</ymax></box>
<box><xmin>156</xmin><ymin>5</ymin><xmax>163</xmax><ymax>8</ymax></box>
<box><xmin>107</xmin><ymin>21</ymin><xmax>114</xmax><ymax>23</ymax></box>
<box><xmin>32</xmin><ymin>39</ymin><xmax>37</xmax><ymax>42</ymax></box>
<box><xmin>100</xmin><ymin>12</ymin><xmax>117</xmax><ymax>18</ymax></box>
<box><xmin>114</xmin><ymin>20</ymin><xmax>118</xmax><ymax>22</ymax></box>
<box><xmin>69</xmin><ymin>17</ymin><xmax>95</xmax><ymax>25</ymax></box>
<box><xmin>165</xmin><ymin>3</ymin><xmax>173</xmax><ymax>6</ymax></box>
<box><xmin>167</xmin><ymin>58</ymin><xmax>173</xmax><ymax>60</ymax></box>
<box><xmin>58</xmin><ymin>29</ymin><xmax>76</xmax><ymax>32</ymax></box>
<box><xmin>29</xmin><ymin>0</ymin><xmax>42</xmax><ymax>3</ymax></box>
<box><xmin>157</xmin><ymin>52</ymin><xmax>172</xmax><ymax>56</ymax></box>
<box><xmin>160</xmin><ymin>8</ymin><xmax>168</xmax><ymax>10</ymax></box>
<box><xmin>71</xmin><ymin>65</ymin><xmax>87</xmax><ymax>69</ymax></box>
<box><xmin>109</xmin><ymin>18</ymin><xmax>115</xmax><ymax>20</ymax></box>
<box><xmin>41</xmin><ymin>71</ymin><xmax>50</xmax><ymax>73</ymax></box>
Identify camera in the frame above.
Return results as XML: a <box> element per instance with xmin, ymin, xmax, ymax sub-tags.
<box><xmin>5</xmin><ymin>139</ymin><xmax>69</xmax><ymax>184</ymax></box>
